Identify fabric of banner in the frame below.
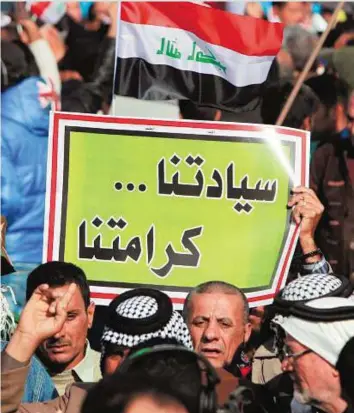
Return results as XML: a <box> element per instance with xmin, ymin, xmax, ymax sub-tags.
<box><xmin>115</xmin><ymin>2</ymin><xmax>283</xmax><ymax>110</ymax></box>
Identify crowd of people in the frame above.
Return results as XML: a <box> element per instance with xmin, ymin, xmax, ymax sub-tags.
<box><xmin>1</xmin><ymin>1</ymin><xmax>354</xmax><ymax>413</ymax></box>
<box><xmin>1</xmin><ymin>198</ymin><xmax>354</xmax><ymax>413</ymax></box>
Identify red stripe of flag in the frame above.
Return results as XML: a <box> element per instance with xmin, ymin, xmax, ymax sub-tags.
<box><xmin>29</xmin><ymin>1</ymin><xmax>51</xmax><ymax>17</ymax></box>
<box><xmin>121</xmin><ymin>2</ymin><xmax>283</xmax><ymax>57</ymax></box>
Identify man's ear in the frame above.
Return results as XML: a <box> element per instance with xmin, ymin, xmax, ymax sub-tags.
<box><xmin>244</xmin><ymin>322</ymin><xmax>252</xmax><ymax>343</ymax></box>
<box><xmin>332</xmin><ymin>367</ymin><xmax>340</xmax><ymax>378</ymax></box>
<box><xmin>87</xmin><ymin>301</ymin><xmax>95</xmax><ymax>329</ymax></box>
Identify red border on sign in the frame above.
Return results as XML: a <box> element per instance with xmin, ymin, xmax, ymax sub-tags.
<box><xmin>47</xmin><ymin>112</ymin><xmax>307</xmax><ymax>305</ymax></box>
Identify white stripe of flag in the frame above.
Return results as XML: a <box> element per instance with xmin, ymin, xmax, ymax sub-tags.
<box><xmin>118</xmin><ymin>21</ymin><xmax>275</xmax><ymax>88</ymax></box>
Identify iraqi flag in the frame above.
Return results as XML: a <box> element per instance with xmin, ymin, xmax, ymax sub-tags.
<box><xmin>115</xmin><ymin>2</ymin><xmax>284</xmax><ymax>110</ymax></box>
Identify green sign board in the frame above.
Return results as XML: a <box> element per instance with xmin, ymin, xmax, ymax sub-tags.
<box><xmin>44</xmin><ymin>113</ymin><xmax>309</xmax><ymax>308</ymax></box>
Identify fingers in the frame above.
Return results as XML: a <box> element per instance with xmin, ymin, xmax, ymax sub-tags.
<box><xmin>289</xmin><ymin>187</ymin><xmax>318</xmax><ymax>203</ymax></box>
<box><xmin>291</xmin><ymin>186</ymin><xmax>316</xmax><ymax>196</ymax></box>
<box><xmin>288</xmin><ymin>194</ymin><xmax>323</xmax><ymax>211</ymax></box>
<box><xmin>56</xmin><ymin>283</ymin><xmax>77</xmax><ymax>318</ymax></box>
<box><xmin>60</xmin><ymin>283</ymin><xmax>77</xmax><ymax>309</ymax></box>
<box><xmin>288</xmin><ymin>186</ymin><xmax>324</xmax><ymax>227</ymax></box>
<box><xmin>292</xmin><ymin>201</ymin><xmax>321</xmax><ymax>226</ymax></box>
<box><xmin>18</xmin><ymin>19</ymin><xmax>36</xmax><ymax>29</ymax></box>
<box><xmin>31</xmin><ymin>283</ymin><xmax>73</xmax><ymax>304</ymax></box>
<box><xmin>288</xmin><ymin>186</ymin><xmax>324</xmax><ymax>211</ymax></box>
<box><xmin>32</xmin><ymin>284</ymin><xmax>50</xmax><ymax>301</ymax></box>
<box><xmin>292</xmin><ymin>205</ymin><xmax>301</xmax><ymax>225</ymax></box>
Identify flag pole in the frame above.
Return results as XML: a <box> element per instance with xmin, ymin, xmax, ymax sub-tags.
<box><xmin>276</xmin><ymin>1</ymin><xmax>345</xmax><ymax>126</ymax></box>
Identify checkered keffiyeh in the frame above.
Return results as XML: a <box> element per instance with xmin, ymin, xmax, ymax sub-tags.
<box><xmin>116</xmin><ymin>295</ymin><xmax>159</xmax><ymax>319</ymax></box>
<box><xmin>101</xmin><ymin>294</ymin><xmax>192</xmax><ymax>350</ymax></box>
<box><xmin>281</xmin><ymin>274</ymin><xmax>342</xmax><ymax>302</ymax></box>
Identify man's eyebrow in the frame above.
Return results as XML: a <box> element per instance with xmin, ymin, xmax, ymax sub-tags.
<box><xmin>192</xmin><ymin>315</ymin><xmax>210</xmax><ymax>321</ymax></box>
<box><xmin>217</xmin><ymin>317</ymin><xmax>233</xmax><ymax>324</ymax></box>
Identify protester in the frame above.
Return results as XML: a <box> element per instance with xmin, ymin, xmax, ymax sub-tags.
<box><xmin>182</xmin><ymin>187</ymin><xmax>331</xmax><ymax>412</ymax></box>
<box><xmin>273</xmin><ymin>297</ymin><xmax>354</xmax><ymax>413</ymax></box>
<box><xmin>83</xmin><ymin>345</ymin><xmax>217</xmax><ymax>413</ymax></box>
<box><xmin>0</xmin><ymin>288</ymin><xmax>58</xmax><ymax>406</ymax></box>
<box><xmin>252</xmin><ymin>273</ymin><xmax>354</xmax><ymax>386</ymax></box>
<box><xmin>282</xmin><ymin>25</ymin><xmax>319</xmax><ymax>76</ymax></box>
<box><xmin>60</xmin><ymin>2</ymin><xmax>117</xmax><ymax>114</ymax></box>
<box><xmin>261</xmin><ymin>81</ymin><xmax>320</xmax><ymax>130</ymax></box>
<box><xmin>100</xmin><ymin>287</ymin><xmax>193</xmax><ymax>375</ymax></box>
<box><xmin>336</xmin><ymin>336</ymin><xmax>354</xmax><ymax>407</ymax></box>
<box><xmin>333</xmin><ymin>47</ymin><xmax>354</xmax><ymax>92</ymax></box>
<box><xmin>1</xmin><ymin>283</ymin><xmax>194</xmax><ymax>413</ymax></box>
<box><xmin>16</xmin><ymin>18</ymin><xmax>61</xmax><ymax>94</ymax></box>
<box><xmin>1</xmin><ymin>39</ymin><xmax>58</xmax><ymax>265</ymax></box>
<box><xmin>308</xmin><ymin>75</ymin><xmax>354</xmax><ymax>279</ymax></box>
<box><xmin>183</xmin><ymin>280</ymin><xmax>251</xmax><ymax>372</ymax></box>
<box><xmin>306</xmin><ymin>74</ymin><xmax>350</xmax><ymax>141</ymax></box>
<box><xmin>59</xmin><ymin>2</ymin><xmax>111</xmax><ymax>82</ymax></box>
<box><xmin>271</xmin><ymin>2</ymin><xmax>306</xmax><ymax>27</ymax></box>
<box><xmin>85</xmin><ymin>379</ymin><xmax>191</xmax><ymax>413</ymax></box>
<box><xmin>25</xmin><ymin>262</ymin><xmax>100</xmax><ymax>395</ymax></box>
<box><xmin>184</xmin><ymin>185</ymin><xmax>329</xmax><ymax>369</ymax></box>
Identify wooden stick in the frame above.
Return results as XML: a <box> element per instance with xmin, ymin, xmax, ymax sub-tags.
<box><xmin>276</xmin><ymin>1</ymin><xmax>345</xmax><ymax>126</ymax></box>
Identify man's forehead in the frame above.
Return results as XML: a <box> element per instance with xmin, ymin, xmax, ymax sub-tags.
<box><xmin>48</xmin><ymin>284</ymin><xmax>85</xmax><ymax>309</ymax></box>
<box><xmin>190</xmin><ymin>292</ymin><xmax>243</xmax><ymax>317</ymax></box>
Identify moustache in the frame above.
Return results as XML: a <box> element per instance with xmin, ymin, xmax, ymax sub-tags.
<box><xmin>45</xmin><ymin>338</ymin><xmax>71</xmax><ymax>348</ymax></box>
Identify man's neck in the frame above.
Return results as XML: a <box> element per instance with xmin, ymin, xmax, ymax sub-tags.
<box><xmin>315</xmin><ymin>397</ymin><xmax>348</xmax><ymax>413</ymax></box>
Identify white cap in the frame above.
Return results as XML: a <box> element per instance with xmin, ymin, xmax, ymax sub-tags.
<box><xmin>273</xmin><ymin>297</ymin><xmax>354</xmax><ymax>366</ymax></box>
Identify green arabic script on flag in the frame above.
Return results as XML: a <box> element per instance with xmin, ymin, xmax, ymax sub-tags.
<box><xmin>156</xmin><ymin>37</ymin><xmax>227</xmax><ymax>73</ymax></box>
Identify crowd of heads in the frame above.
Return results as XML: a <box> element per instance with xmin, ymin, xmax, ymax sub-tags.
<box><xmin>1</xmin><ymin>259</ymin><xmax>354</xmax><ymax>413</ymax></box>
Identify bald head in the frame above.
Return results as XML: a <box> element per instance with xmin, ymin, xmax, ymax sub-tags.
<box><xmin>183</xmin><ymin>281</ymin><xmax>249</xmax><ymax>324</ymax></box>
<box><xmin>183</xmin><ymin>281</ymin><xmax>251</xmax><ymax>368</ymax></box>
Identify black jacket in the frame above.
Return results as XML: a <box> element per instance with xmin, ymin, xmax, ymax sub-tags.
<box><xmin>61</xmin><ymin>37</ymin><xmax>116</xmax><ymax>114</ymax></box>
<box><xmin>310</xmin><ymin>138</ymin><xmax>354</xmax><ymax>277</ymax></box>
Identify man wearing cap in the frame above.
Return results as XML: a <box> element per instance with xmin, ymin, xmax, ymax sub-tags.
<box><xmin>100</xmin><ymin>288</ymin><xmax>193</xmax><ymax>374</ymax></box>
<box><xmin>253</xmin><ymin>273</ymin><xmax>353</xmax><ymax>386</ymax></box>
<box><xmin>273</xmin><ymin>297</ymin><xmax>354</xmax><ymax>413</ymax></box>
<box><xmin>1</xmin><ymin>285</ymin><xmax>193</xmax><ymax>413</ymax></box>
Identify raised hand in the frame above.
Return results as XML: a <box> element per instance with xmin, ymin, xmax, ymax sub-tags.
<box><xmin>18</xmin><ymin>19</ymin><xmax>42</xmax><ymax>44</ymax></box>
<box><xmin>6</xmin><ymin>283</ymin><xmax>76</xmax><ymax>362</ymax></box>
<box><xmin>288</xmin><ymin>186</ymin><xmax>324</xmax><ymax>262</ymax></box>
<box><xmin>288</xmin><ymin>186</ymin><xmax>324</xmax><ymax>239</ymax></box>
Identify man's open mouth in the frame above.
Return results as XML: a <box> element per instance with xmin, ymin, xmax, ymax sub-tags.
<box><xmin>200</xmin><ymin>348</ymin><xmax>222</xmax><ymax>357</ymax></box>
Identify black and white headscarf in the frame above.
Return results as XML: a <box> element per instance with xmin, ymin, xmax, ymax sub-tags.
<box><xmin>271</xmin><ymin>273</ymin><xmax>353</xmax><ymax>355</ymax></box>
<box><xmin>273</xmin><ymin>273</ymin><xmax>353</xmax><ymax>317</ymax></box>
<box><xmin>101</xmin><ymin>288</ymin><xmax>192</xmax><ymax>355</ymax></box>
<box><xmin>281</xmin><ymin>274</ymin><xmax>342</xmax><ymax>301</ymax></box>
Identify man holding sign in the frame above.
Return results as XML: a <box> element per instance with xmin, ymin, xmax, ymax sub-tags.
<box><xmin>183</xmin><ymin>186</ymin><xmax>328</xmax><ymax>372</ymax></box>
